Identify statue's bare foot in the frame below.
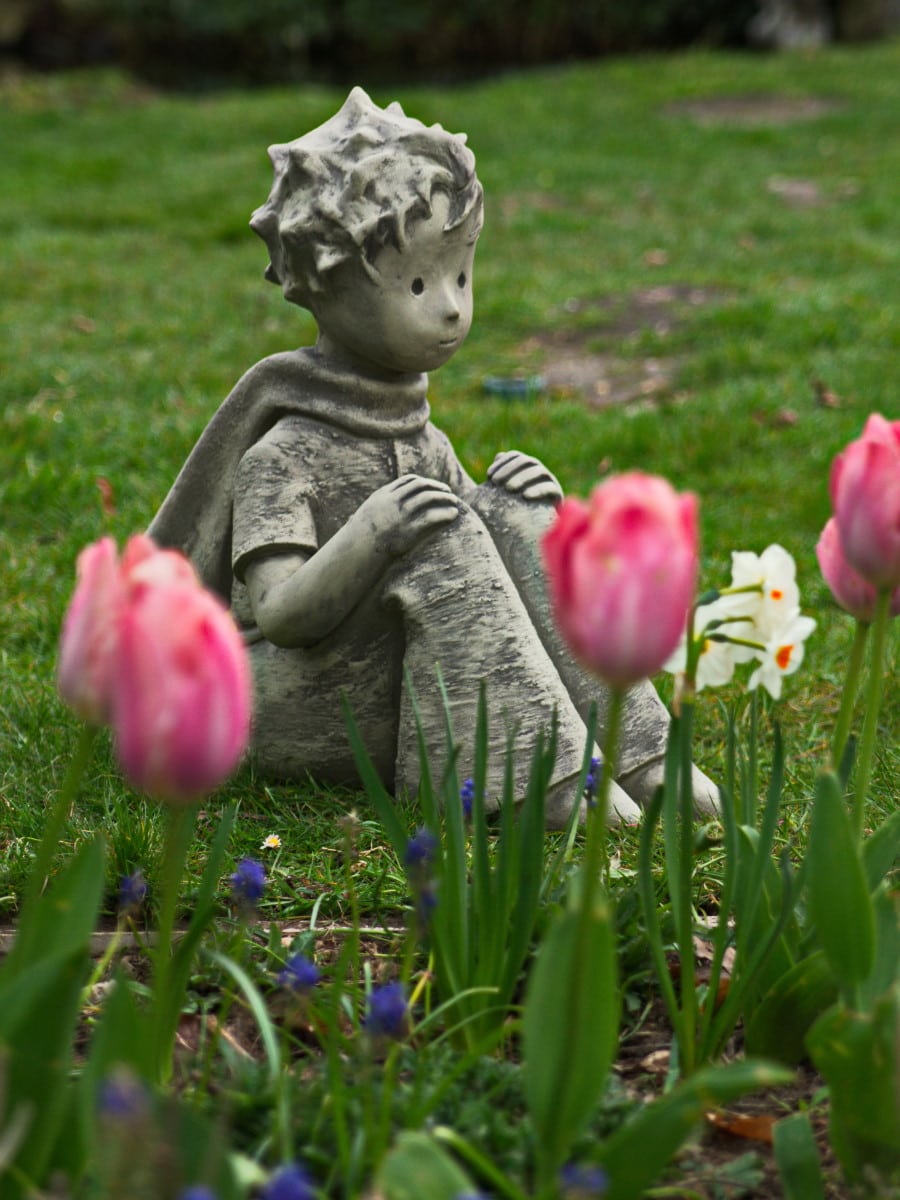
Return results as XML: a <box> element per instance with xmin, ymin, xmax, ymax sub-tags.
<box><xmin>545</xmin><ymin>773</ymin><xmax>641</xmax><ymax>831</ymax></box>
<box><xmin>616</xmin><ymin>758</ymin><xmax>720</xmax><ymax>817</ymax></box>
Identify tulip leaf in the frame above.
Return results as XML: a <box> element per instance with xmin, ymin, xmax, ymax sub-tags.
<box><xmin>807</xmin><ymin>986</ymin><xmax>900</xmax><ymax>1183</ymax></box>
<box><xmin>598</xmin><ymin>1059</ymin><xmax>792</xmax><ymax>1200</ymax></box>
<box><xmin>0</xmin><ymin>951</ymin><xmax>88</xmax><ymax>1198</ymax></box>
<box><xmin>744</xmin><ymin>951</ymin><xmax>837</xmax><ymax>1066</ymax></box>
<box><xmin>73</xmin><ymin>965</ymin><xmax>156</xmax><ymax>1186</ymax></box>
<box><xmin>376</xmin><ymin>1131</ymin><xmax>474</xmax><ymax>1200</ymax></box>
<box><xmin>2</xmin><ymin>833</ymin><xmax>106</xmax><ymax>978</ymax></box>
<box><xmin>807</xmin><ymin>770</ymin><xmax>875</xmax><ymax>989</ymax></box>
<box><xmin>772</xmin><ymin>1113</ymin><xmax>826</xmax><ymax>1200</ymax></box>
<box><xmin>523</xmin><ymin>894</ymin><xmax>619</xmax><ymax>1181</ymax></box>
<box><xmin>857</xmin><ymin>884</ymin><xmax>899</xmax><ymax>1014</ymax></box>
<box><xmin>0</xmin><ymin>837</ymin><xmax>106</xmax><ymax>1194</ymax></box>
<box><xmin>862</xmin><ymin>807</ymin><xmax>900</xmax><ymax>891</ymax></box>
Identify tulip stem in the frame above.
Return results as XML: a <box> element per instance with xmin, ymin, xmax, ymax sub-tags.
<box><xmin>677</xmin><ymin>699</ymin><xmax>697</xmax><ymax>1078</ymax></box>
<box><xmin>152</xmin><ymin>804</ymin><xmax>196</xmax><ymax>1084</ymax></box>
<box><xmin>12</xmin><ymin>723</ymin><xmax>98</xmax><ymax>970</ymax></box>
<box><xmin>583</xmin><ymin>687</ymin><xmax>624</xmax><ymax>902</ymax></box>
<box><xmin>852</xmin><ymin>591</ymin><xmax>891</xmax><ymax>839</ymax></box>
<box><xmin>831</xmin><ymin>620</ymin><xmax>869</xmax><ymax>776</ymax></box>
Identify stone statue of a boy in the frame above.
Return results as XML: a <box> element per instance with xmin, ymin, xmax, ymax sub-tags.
<box><xmin>150</xmin><ymin>87</ymin><xmax>716</xmax><ymax>826</ymax></box>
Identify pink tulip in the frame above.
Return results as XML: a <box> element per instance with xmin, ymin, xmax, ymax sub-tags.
<box><xmin>816</xmin><ymin>517</ymin><xmax>900</xmax><ymax>622</ymax></box>
<box><xmin>58</xmin><ymin>535</ymin><xmax>252</xmax><ymax>801</ymax></box>
<box><xmin>122</xmin><ymin>534</ymin><xmax>199</xmax><ymax>590</ymax></box>
<box><xmin>57</xmin><ymin>537</ymin><xmax>124</xmax><ymax>724</ymax></box>
<box><xmin>113</xmin><ymin>579</ymin><xmax>251</xmax><ymax>803</ymax></box>
<box><xmin>829</xmin><ymin>414</ymin><xmax>900</xmax><ymax>590</ymax></box>
<box><xmin>542</xmin><ymin>472</ymin><xmax>699</xmax><ymax>687</ymax></box>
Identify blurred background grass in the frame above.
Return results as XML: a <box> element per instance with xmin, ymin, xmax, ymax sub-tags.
<box><xmin>1</xmin><ymin>41</ymin><xmax>897</xmax><ymax>916</ymax></box>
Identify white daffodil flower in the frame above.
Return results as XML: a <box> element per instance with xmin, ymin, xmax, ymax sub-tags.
<box><xmin>726</xmin><ymin>544</ymin><xmax>800</xmax><ymax>639</ymax></box>
<box><xmin>748</xmin><ymin>612</ymin><xmax>817</xmax><ymax>699</ymax></box>
<box><xmin>664</xmin><ymin>599</ymin><xmax>757</xmax><ymax>691</ymax></box>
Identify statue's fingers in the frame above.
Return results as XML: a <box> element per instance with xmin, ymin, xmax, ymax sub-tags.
<box><xmin>499</xmin><ymin>462</ymin><xmax>552</xmax><ymax>492</ymax></box>
<box><xmin>489</xmin><ymin>456</ymin><xmax>539</xmax><ymax>486</ymax></box>
<box><xmin>404</xmin><ymin>492</ymin><xmax>460</xmax><ymax>520</ymax></box>
<box><xmin>522</xmin><ymin>479</ymin><xmax>563</xmax><ymax>502</ymax></box>
<box><xmin>487</xmin><ymin>450</ymin><xmax>526</xmax><ymax>481</ymax></box>
<box><xmin>396</xmin><ymin>475</ymin><xmax>452</xmax><ymax>500</ymax></box>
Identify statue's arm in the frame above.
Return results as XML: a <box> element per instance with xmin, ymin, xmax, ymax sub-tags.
<box><xmin>244</xmin><ymin>474</ymin><xmax>459</xmax><ymax>647</ymax></box>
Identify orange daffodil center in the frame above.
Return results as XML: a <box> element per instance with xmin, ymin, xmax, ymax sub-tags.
<box><xmin>775</xmin><ymin>643</ymin><xmax>793</xmax><ymax>670</ymax></box>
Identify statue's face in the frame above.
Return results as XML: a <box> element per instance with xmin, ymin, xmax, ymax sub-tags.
<box><xmin>315</xmin><ymin>191</ymin><xmax>480</xmax><ymax>375</ymax></box>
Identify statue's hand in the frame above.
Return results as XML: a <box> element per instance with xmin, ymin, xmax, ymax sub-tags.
<box><xmin>487</xmin><ymin>451</ymin><xmax>563</xmax><ymax>502</ymax></box>
<box><xmin>360</xmin><ymin>474</ymin><xmax>460</xmax><ymax>556</ymax></box>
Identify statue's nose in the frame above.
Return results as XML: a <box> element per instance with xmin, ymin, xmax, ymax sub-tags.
<box><xmin>443</xmin><ymin>287</ymin><xmax>461</xmax><ymax>321</ymax></box>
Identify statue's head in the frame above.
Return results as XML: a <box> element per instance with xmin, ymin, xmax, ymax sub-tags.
<box><xmin>250</xmin><ymin>87</ymin><xmax>483</xmax><ymax>314</ymax></box>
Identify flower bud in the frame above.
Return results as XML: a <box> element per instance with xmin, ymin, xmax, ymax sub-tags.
<box><xmin>59</xmin><ymin>535</ymin><xmax>252</xmax><ymax>802</ymax></box>
<box><xmin>57</xmin><ymin>537</ymin><xmax>123</xmax><ymax>724</ymax></box>
<box><xmin>817</xmin><ymin>516</ymin><xmax>900</xmax><ymax>622</ymax></box>
<box><xmin>542</xmin><ymin>472</ymin><xmax>698</xmax><ymax>688</ymax></box>
<box><xmin>829</xmin><ymin>414</ymin><xmax>900</xmax><ymax>590</ymax></box>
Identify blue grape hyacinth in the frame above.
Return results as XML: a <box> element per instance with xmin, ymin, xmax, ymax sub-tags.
<box><xmin>364</xmin><ymin>981</ymin><xmax>408</xmax><ymax>1039</ymax></box>
<box><xmin>230</xmin><ymin>857</ymin><xmax>266</xmax><ymax>908</ymax></box>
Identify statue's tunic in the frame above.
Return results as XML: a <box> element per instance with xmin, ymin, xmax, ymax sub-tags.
<box><xmin>151</xmin><ymin>348</ymin><xmax>669</xmax><ymax>819</ymax></box>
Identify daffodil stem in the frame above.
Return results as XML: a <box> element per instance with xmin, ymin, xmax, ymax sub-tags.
<box><xmin>746</xmin><ymin>688</ymin><xmax>759</xmax><ymax>827</ymax></box>
<box><xmin>852</xmin><ymin>591</ymin><xmax>891</xmax><ymax>839</ymax></box>
<box><xmin>831</xmin><ymin>620</ymin><xmax>869</xmax><ymax>774</ymax></box>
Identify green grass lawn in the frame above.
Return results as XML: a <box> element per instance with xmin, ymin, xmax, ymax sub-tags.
<box><xmin>0</xmin><ymin>44</ymin><xmax>897</xmax><ymax>919</ymax></box>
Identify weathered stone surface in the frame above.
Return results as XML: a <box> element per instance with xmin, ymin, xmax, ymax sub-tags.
<box><xmin>150</xmin><ymin>87</ymin><xmax>718</xmax><ymax>825</ymax></box>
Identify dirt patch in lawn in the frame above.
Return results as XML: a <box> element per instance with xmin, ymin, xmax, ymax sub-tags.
<box><xmin>665</xmin><ymin>95</ymin><xmax>843</xmax><ymax>127</ymax></box>
<box><xmin>522</xmin><ymin>284</ymin><xmax>731</xmax><ymax>407</ymax></box>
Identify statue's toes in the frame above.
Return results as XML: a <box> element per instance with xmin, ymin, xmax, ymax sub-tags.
<box><xmin>607</xmin><ymin>779</ymin><xmax>642</xmax><ymax>826</ymax></box>
<box><xmin>617</xmin><ymin>759</ymin><xmax>721</xmax><ymax>818</ymax></box>
<box><xmin>688</xmin><ymin>764</ymin><xmax>721</xmax><ymax>817</ymax></box>
<box><xmin>544</xmin><ymin>775</ymin><xmax>641</xmax><ymax>830</ymax></box>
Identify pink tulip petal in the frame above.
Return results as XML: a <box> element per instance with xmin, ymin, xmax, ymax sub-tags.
<box><xmin>57</xmin><ymin>536</ymin><xmax>124</xmax><ymax>724</ymax></box>
<box><xmin>541</xmin><ymin>471</ymin><xmax>698</xmax><ymax>687</ymax></box>
<box><xmin>830</xmin><ymin>414</ymin><xmax>900</xmax><ymax>590</ymax></box>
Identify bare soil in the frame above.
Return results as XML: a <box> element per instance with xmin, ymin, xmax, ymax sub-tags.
<box><xmin>664</xmin><ymin>96</ymin><xmax>843</xmax><ymax>127</ymax></box>
<box><xmin>9</xmin><ymin>916</ymin><xmax>858</xmax><ymax>1197</ymax></box>
<box><xmin>522</xmin><ymin>284</ymin><xmax>731</xmax><ymax>407</ymax></box>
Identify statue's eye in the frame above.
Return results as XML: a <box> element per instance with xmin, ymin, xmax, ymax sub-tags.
<box><xmin>411</xmin><ymin>277</ymin><xmax>425</xmax><ymax>296</ymax></box>
<box><xmin>457</xmin><ymin>272</ymin><xmax>467</xmax><ymax>288</ymax></box>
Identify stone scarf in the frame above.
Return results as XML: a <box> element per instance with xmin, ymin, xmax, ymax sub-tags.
<box><xmin>148</xmin><ymin>346</ymin><xmax>430</xmax><ymax>600</ymax></box>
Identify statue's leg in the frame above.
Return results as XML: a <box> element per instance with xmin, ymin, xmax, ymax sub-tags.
<box><xmin>471</xmin><ymin>486</ymin><xmax>719</xmax><ymax>815</ymax></box>
<box><xmin>381</xmin><ymin>503</ymin><xmax>641</xmax><ymax>827</ymax></box>
<box><xmin>247</xmin><ymin>599</ymin><xmax>404</xmax><ymax>789</ymax></box>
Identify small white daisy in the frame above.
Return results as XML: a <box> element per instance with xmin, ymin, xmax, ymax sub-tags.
<box><xmin>260</xmin><ymin>833</ymin><xmax>282</xmax><ymax>851</ymax></box>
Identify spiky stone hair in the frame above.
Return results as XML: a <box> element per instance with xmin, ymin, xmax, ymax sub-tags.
<box><xmin>249</xmin><ymin>86</ymin><xmax>483</xmax><ymax>312</ymax></box>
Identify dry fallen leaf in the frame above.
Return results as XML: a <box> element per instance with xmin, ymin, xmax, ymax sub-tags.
<box><xmin>813</xmin><ymin>378</ymin><xmax>841</xmax><ymax>408</ymax></box>
<box><xmin>640</xmin><ymin>1049</ymin><xmax>671</xmax><ymax>1081</ymax></box>
<box><xmin>705</xmin><ymin>1109</ymin><xmax>777</xmax><ymax>1144</ymax></box>
<box><xmin>96</xmin><ymin>476</ymin><xmax>116</xmax><ymax>516</ymax></box>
